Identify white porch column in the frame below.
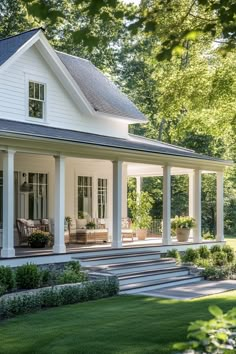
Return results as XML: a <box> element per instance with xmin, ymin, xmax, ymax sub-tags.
<box><xmin>188</xmin><ymin>172</ymin><xmax>194</xmax><ymax>238</ymax></box>
<box><xmin>122</xmin><ymin>163</ymin><xmax>128</xmax><ymax>218</ymax></box>
<box><xmin>1</xmin><ymin>150</ymin><xmax>15</xmax><ymax>258</ymax></box>
<box><xmin>162</xmin><ymin>165</ymin><xmax>172</xmax><ymax>245</ymax></box>
<box><xmin>53</xmin><ymin>155</ymin><xmax>66</xmax><ymax>253</ymax></box>
<box><xmin>216</xmin><ymin>171</ymin><xmax>224</xmax><ymax>242</ymax></box>
<box><xmin>192</xmin><ymin>169</ymin><xmax>202</xmax><ymax>243</ymax></box>
<box><xmin>136</xmin><ymin>176</ymin><xmax>142</xmax><ymax>195</ymax></box>
<box><xmin>112</xmin><ymin>161</ymin><xmax>123</xmax><ymax>248</ymax></box>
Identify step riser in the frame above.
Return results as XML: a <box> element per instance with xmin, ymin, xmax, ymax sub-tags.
<box><xmin>80</xmin><ymin>254</ymin><xmax>161</xmax><ymax>266</ymax></box>
<box><xmin>108</xmin><ymin>262</ymin><xmax>177</xmax><ymax>275</ymax></box>
<box><xmin>73</xmin><ymin>246</ymin><xmax>162</xmax><ymax>258</ymax></box>
<box><xmin>120</xmin><ymin>277</ymin><xmax>203</xmax><ymax>294</ymax></box>
<box><xmin>119</xmin><ymin>270</ymin><xmax>189</xmax><ymax>285</ymax></box>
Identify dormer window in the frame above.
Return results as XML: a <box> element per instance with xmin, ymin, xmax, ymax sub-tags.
<box><xmin>28</xmin><ymin>81</ymin><xmax>45</xmax><ymax>119</ymax></box>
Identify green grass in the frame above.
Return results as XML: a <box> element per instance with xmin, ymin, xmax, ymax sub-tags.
<box><xmin>225</xmin><ymin>236</ymin><xmax>236</xmax><ymax>251</ymax></box>
<box><xmin>1</xmin><ymin>292</ymin><xmax>236</xmax><ymax>354</ymax></box>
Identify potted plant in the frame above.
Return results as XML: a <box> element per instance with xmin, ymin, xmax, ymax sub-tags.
<box><xmin>28</xmin><ymin>230</ymin><xmax>51</xmax><ymax>248</ymax></box>
<box><xmin>128</xmin><ymin>191</ymin><xmax>154</xmax><ymax>240</ymax></box>
<box><xmin>65</xmin><ymin>216</ymin><xmax>72</xmax><ymax>236</ymax></box>
<box><xmin>86</xmin><ymin>221</ymin><xmax>96</xmax><ymax>230</ymax></box>
<box><xmin>171</xmin><ymin>216</ymin><xmax>196</xmax><ymax>242</ymax></box>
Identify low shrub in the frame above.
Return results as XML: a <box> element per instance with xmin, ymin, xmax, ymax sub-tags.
<box><xmin>182</xmin><ymin>248</ymin><xmax>199</xmax><ymax>264</ymax></box>
<box><xmin>0</xmin><ymin>277</ymin><xmax>119</xmax><ymax>319</ymax></box>
<box><xmin>195</xmin><ymin>258</ymin><xmax>212</xmax><ymax>268</ymax></box>
<box><xmin>202</xmin><ymin>265</ymin><xmax>233</xmax><ymax>280</ymax></box>
<box><xmin>212</xmin><ymin>251</ymin><xmax>228</xmax><ymax>267</ymax></box>
<box><xmin>0</xmin><ymin>266</ymin><xmax>15</xmax><ymax>291</ymax></box>
<box><xmin>198</xmin><ymin>245</ymin><xmax>211</xmax><ymax>259</ymax></box>
<box><xmin>15</xmin><ymin>264</ymin><xmax>41</xmax><ymax>290</ymax></box>
<box><xmin>210</xmin><ymin>244</ymin><xmax>222</xmax><ymax>254</ymax></box>
<box><xmin>166</xmin><ymin>249</ymin><xmax>181</xmax><ymax>263</ymax></box>
<box><xmin>222</xmin><ymin>244</ymin><xmax>235</xmax><ymax>263</ymax></box>
<box><xmin>57</xmin><ymin>261</ymin><xmax>88</xmax><ymax>285</ymax></box>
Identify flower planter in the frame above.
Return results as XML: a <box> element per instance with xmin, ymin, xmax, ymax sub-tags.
<box><xmin>176</xmin><ymin>228</ymin><xmax>190</xmax><ymax>242</ymax></box>
<box><xmin>30</xmin><ymin>241</ymin><xmax>47</xmax><ymax>248</ymax></box>
<box><xmin>136</xmin><ymin>229</ymin><xmax>147</xmax><ymax>240</ymax></box>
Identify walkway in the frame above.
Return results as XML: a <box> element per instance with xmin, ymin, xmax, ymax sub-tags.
<box><xmin>139</xmin><ymin>280</ymin><xmax>236</xmax><ymax>300</ymax></box>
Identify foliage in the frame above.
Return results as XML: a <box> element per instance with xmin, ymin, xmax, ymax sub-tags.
<box><xmin>166</xmin><ymin>249</ymin><xmax>181</xmax><ymax>264</ymax></box>
<box><xmin>174</xmin><ymin>305</ymin><xmax>236</xmax><ymax>354</ymax></box>
<box><xmin>0</xmin><ymin>266</ymin><xmax>15</xmax><ymax>291</ymax></box>
<box><xmin>86</xmin><ymin>222</ymin><xmax>96</xmax><ymax>229</ymax></box>
<box><xmin>212</xmin><ymin>251</ymin><xmax>228</xmax><ymax>267</ymax></box>
<box><xmin>65</xmin><ymin>216</ymin><xmax>72</xmax><ymax>226</ymax></box>
<box><xmin>15</xmin><ymin>264</ymin><xmax>41</xmax><ymax>290</ymax></box>
<box><xmin>28</xmin><ymin>230</ymin><xmax>51</xmax><ymax>247</ymax></box>
<box><xmin>222</xmin><ymin>245</ymin><xmax>235</xmax><ymax>263</ymax></box>
<box><xmin>202</xmin><ymin>232</ymin><xmax>216</xmax><ymax>240</ymax></box>
<box><xmin>57</xmin><ymin>261</ymin><xmax>87</xmax><ymax>284</ymax></box>
<box><xmin>0</xmin><ymin>277</ymin><xmax>119</xmax><ymax>319</ymax></box>
<box><xmin>210</xmin><ymin>245</ymin><xmax>223</xmax><ymax>254</ymax></box>
<box><xmin>128</xmin><ymin>191</ymin><xmax>154</xmax><ymax>230</ymax></box>
<box><xmin>202</xmin><ymin>264</ymin><xmax>235</xmax><ymax>281</ymax></box>
<box><xmin>182</xmin><ymin>248</ymin><xmax>199</xmax><ymax>264</ymax></box>
<box><xmin>171</xmin><ymin>216</ymin><xmax>196</xmax><ymax>230</ymax></box>
<box><xmin>198</xmin><ymin>245</ymin><xmax>211</xmax><ymax>259</ymax></box>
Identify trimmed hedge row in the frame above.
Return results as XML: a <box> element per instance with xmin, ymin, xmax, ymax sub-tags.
<box><xmin>0</xmin><ymin>277</ymin><xmax>119</xmax><ymax>320</ymax></box>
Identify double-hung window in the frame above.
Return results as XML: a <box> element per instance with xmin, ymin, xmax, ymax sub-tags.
<box><xmin>28</xmin><ymin>81</ymin><xmax>45</xmax><ymax>119</ymax></box>
<box><xmin>98</xmin><ymin>178</ymin><xmax>107</xmax><ymax>219</ymax></box>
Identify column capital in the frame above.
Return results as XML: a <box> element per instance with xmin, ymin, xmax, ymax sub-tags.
<box><xmin>3</xmin><ymin>149</ymin><xmax>16</xmax><ymax>155</ymax></box>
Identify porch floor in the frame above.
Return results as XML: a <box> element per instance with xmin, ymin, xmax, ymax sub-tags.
<box><xmin>6</xmin><ymin>236</ymin><xmax>217</xmax><ymax>259</ymax></box>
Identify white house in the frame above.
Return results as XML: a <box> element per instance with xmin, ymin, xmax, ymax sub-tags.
<box><xmin>0</xmin><ymin>28</ymin><xmax>232</xmax><ymax>263</ymax></box>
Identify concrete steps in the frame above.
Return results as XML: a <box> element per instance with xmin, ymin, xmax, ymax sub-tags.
<box><xmin>120</xmin><ymin>275</ymin><xmax>203</xmax><ymax>294</ymax></box>
<box><xmin>74</xmin><ymin>247</ymin><xmax>203</xmax><ymax>294</ymax></box>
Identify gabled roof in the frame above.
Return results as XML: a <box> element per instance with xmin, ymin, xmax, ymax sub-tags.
<box><xmin>0</xmin><ymin>119</ymin><xmax>231</xmax><ymax>166</ymax></box>
<box><xmin>0</xmin><ymin>28</ymin><xmax>41</xmax><ymax>66</ymax></box>
<box><xmin>0</xmin><ymin>29</ymin><xmax>147</xmax><ymax>123</ymax></box>
<box><xmin>57</xmin><ymin>52</ymin><xmax>146</xmax><ymax>121</ymax></box>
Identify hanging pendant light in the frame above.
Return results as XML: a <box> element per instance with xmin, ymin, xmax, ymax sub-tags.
<box><xmin>20</xmin><ymin>173</ymin><xmax>32</xmax><ymax>193</ymax></box>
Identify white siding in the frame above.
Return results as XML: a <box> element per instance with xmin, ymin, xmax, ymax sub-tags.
<box><xmin>0</xmin><ymin>45</ymin><xmax>129</xmax><ymax>138</ymax></box>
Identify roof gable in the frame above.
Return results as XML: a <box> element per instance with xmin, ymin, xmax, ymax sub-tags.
<box><xmin>0</xmin><ymin>29</ymin><xmax>147</xmax><ymax>123</ymax></box>
<box><xmin>0</xmin><ymin>28</ymin><xmax>40</xmax><ymax>66</ymax></box>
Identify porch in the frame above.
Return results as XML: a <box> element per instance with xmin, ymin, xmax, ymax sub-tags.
<box><xmin>0</xmin><ymin>130</ymin><xmax>230</xmax><ymax>261</ymax></box>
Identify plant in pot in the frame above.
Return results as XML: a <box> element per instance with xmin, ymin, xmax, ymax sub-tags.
<box><xmin>65</xmin><ymin>216</ymin><xmax>72</xmax><ymax>236</ymax></box>
<box><xmin>86</xmin><ymin>221</ymin><xmax>96</xmax><ymax>230</ymax></box>
<box><xmin>128</xmin><ymin>191</ymin><xmax>154</xmax><ymax>240</ymax></box>
<box><xmin>28</xmin><ymin>230</ymin><xmax>51</xmax><ymax>248</ymax></box>
<box><xmin>171</xmin><ymin>216</ymin><xmax>196</xmax><ymax>242</ymax></box>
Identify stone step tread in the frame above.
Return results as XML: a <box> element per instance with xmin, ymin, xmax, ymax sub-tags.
<box><xmin>120</xmin><ymin>275</ymin><xmax>202</xmax><ymax>291</ymax></box>
<box><xmin>117</xmin><ymin>267</ymin><xmax>189</xmax><ymax>280</ymax></box>
<box><xmin>94</xmin><ymin>258</ymin><xmax>175</xmax><ymax>270</ymax></box>
<box><xmin>77</xmin><ymin>251</ymin><xmax>161</xmax><ymax>262</ymax></box>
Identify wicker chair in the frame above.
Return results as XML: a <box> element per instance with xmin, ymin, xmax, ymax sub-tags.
<box><xmin>122</xmin><ymin>218</ymin><xmax>135</xmax><ymax>241</ymax></box>
<box><xmin>16</xmin><ymin>219</ymin><xmax>47</xmax><ymax>246</ymax></box>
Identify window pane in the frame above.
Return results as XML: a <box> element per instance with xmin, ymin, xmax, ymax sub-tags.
<box><xmin>29</xmin><ymin>82</ymin><xmax>34</xmax><ymax>98</ymax></box>
<box><xmin>28</xmin><ymin>173</ymin><xmax>48</xmax><ymax>219</ymax></box>
<box><xmin>78</xmin><ymin>176</ymin><xmax>92</xmax><ymax>219</ymax></box>
<box><xmin>40</xmin><ymin>84</ymin><xmax>44</xmax><ymax>100</ymax></box>
<box><xmin>29</xmin><ymin>99</ymin><xmax>43</xmax><ymax>119</ymax></box>
<box><xmin>35</xmin><ymin>83</ymin><xmax>40</xmax><ymax>99</ymax></box>
<box><xmin>98</xmin><ymin>178</ymin><xmax>107</xmax><ymax>218</ymax></box>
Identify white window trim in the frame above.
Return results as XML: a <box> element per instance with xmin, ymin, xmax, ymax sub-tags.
<box><xmin>25</xmin><ymin>73</ymin><xmax>48</xmax><ymax>123</ymax></box>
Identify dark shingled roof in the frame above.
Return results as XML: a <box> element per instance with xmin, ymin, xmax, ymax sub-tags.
<box><xmin>0</xmin><ymin>119</ymin><xmax>228</xmax><ymax>164</ymax></box>
<box><xmin>56</xmin><ymin>51</ymin><xmax>147</xmax><ymax>122</ymax></box>
<box><xmin>0</xmin><ymin>28</ymin><xmax>147</xmax><ymax>122</ymax></box>
<box><xmin>0</xmin><ymin>28</ymin><xmax>40</xmax><ymax>66</ymax></box>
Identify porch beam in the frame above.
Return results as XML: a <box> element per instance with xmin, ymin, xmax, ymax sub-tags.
<box><xmin>1</xmin><ymin>150</ymin><xmax>15</xmax><ymax>258</ymax></box>
<box><xmin>53</xmin><ymin>155</ymin><xmax>66</xmax><ymax>254</ymax></box>
<box><xmin>216</xmin><ymin>171</ymin><xmax>224</xmax><ymax>241</ymax></box>
<box><xmin>112</xmin><ymin>161</ymin><xmax>123</xmax><ymax>248</ymax></box>
<box><xmin>192</xmin><ymin>169</ymin><xmax>202</xmax><ymax>243</ymax></box>
<box><xmin>162</xmin><ymin>165</ymin><xmax>172</xmax><ymax>245</ymax></box>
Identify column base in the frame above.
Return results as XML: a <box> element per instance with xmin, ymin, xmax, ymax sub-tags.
<box><xmin>53</xmin><ymin>244</ymin><xmax>66</xmax><ymax>254</ymax></box>
<box><xmin>112</xmin><ymin>240</ymin><xmax>122</xmax><ymax>248</ymax></box>
<box><xmin>1</xmin><ymin>247</ymin><xmax>15</xmax><ymax>258</ymax></box>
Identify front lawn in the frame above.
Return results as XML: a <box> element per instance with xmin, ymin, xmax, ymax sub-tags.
<box><xmin>1</xmin><ymin>291</ymin><xmax>236</xmax><ymax>354</ymax></box>
<box><xmin>225</xmin><ymin>236</ymin><xmax>236</xmax><ymax>251</ymax></box>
